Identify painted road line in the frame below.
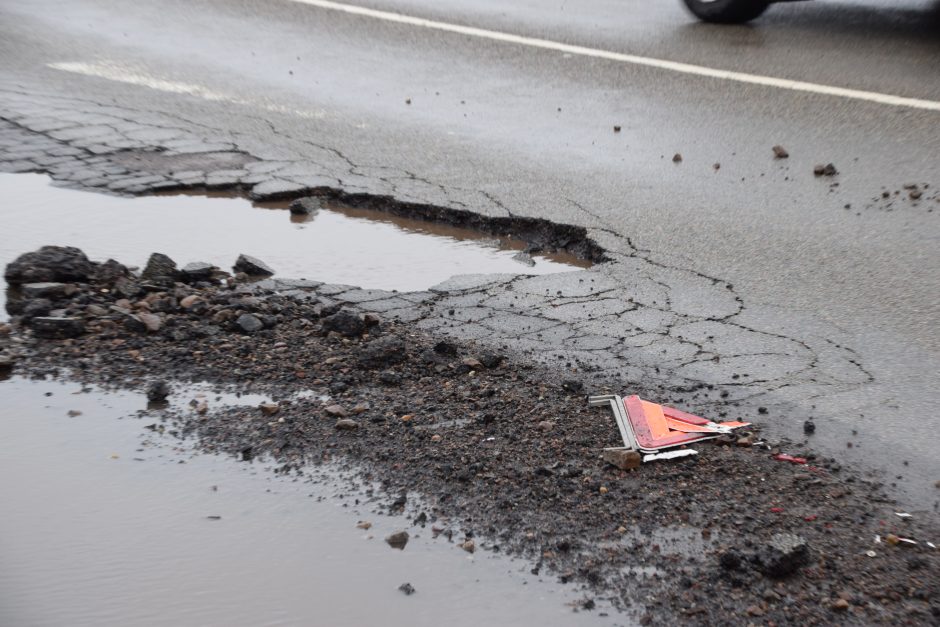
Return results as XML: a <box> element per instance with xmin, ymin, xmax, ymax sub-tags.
<box><xmin>287</xmin><ymin>0</ymin><xmax>940</xmax><ymax>112</ymax></box>
<box><xmin>47</xmin><ymin>61</ymin><xmax>327</xmax><ymax>119</ymax></box>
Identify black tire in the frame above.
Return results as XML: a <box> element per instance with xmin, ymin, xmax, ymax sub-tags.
<box><xmin>682</xmin><ymin>0</ymin><xmax>771</xmax><ymax>24</ymax></box>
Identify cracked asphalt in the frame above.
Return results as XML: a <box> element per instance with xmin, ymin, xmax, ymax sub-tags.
<box><xmin>0</xmin><ymin>0</ymin><xmax>938</xmax><ymax>503</ymax></box>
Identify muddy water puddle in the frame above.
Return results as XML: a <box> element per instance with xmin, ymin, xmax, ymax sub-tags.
<box><xmin>0</xmin><ymin>173</ymin><xmax>586</xmax><ymax>315</ymax></box>
<box><xmin>0</xmin><ymin>376</ymin><xmax>623</xmax><ymax>627</ymax></box>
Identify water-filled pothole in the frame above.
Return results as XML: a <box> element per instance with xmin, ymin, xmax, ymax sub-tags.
<box><xmin>0</xmin><ymin>173</ymin><xmax>591</xmax><ymax>314</ymax></box>
<box><xmin>0</xmin><ymin>376</ymin><xmax>620</xmax><ymax>626</ymax></box>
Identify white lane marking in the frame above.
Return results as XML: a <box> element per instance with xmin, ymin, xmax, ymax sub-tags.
<box><xmin>48</xmin><ymin>62</ymin><xmax>327</xmax><ymax>119</ymax></box>
<box><xmin>288</xmin><ymin>0</ymin><xmax>940</xmax><ymax>112</ymax></box>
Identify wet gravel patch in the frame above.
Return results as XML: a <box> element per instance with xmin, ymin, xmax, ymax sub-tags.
<box><xmin>2</xmin><ymin>247</ymin><xmax>939</xmax><ymax>625</ymax></box>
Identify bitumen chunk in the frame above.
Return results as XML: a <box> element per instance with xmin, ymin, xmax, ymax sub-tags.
<box><xmin>232</xmin><ymin>254</ymin><xmax>275</xmax><ymax>277</ymax></box>
<box><xmin>29</xmin><ymin>316</ymin><xmax>85</xmax><ymax>339</ymax></box>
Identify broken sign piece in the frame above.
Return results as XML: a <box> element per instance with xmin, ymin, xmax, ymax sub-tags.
<box><xmin>642</xmin><ymin>449</ymin><xmax>698</xmax><ymax>463</ymax></box>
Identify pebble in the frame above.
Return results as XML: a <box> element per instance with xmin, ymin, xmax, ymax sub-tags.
<box><xmin>386</xmin><ymin>530</ymin><xmax>409</xmax><ymax>550</ymax></box>
<box><xmin>0</xmin><ymin>323</ymin><xmax>11</xmax><ymax>336</ymax></box>
<box><xmin>672</xmin><ymin>153</ymin><xmax>682</xmax><ymax>163</ymax></box>
<box><xmin>335</xmin><ymin>419</ymin><xmax>359</xmax><ymax>431</ymax></box>
<box><xmin>325</xmin><ymin>404</ymin><xmax>347</xmax><ymax>417</ymax></box>
<box><xmin>398</xmin><ymin>582</ymin><xmax>416</xmax><ymax>596</ymax></box>
<box><xmin>259</xmin><ymin>402</ymin><xmax>280</xmax><ymax>416</ymax></box>
<box><xmin>736</xmin><ymin>436</ymin><xmax>753</xmax><ymax>447</ymax></box>
<box><xmin>462</xmin><ymin>357</ymin><xmax>483</xmax><ymax>370</ymax></box>
<box><xmin>832</xmin><ymin>598</ymin><xmax>849</xmax><ymax>611</ymax></box>
<box><xmin>603</xmin><ymin>448</ymin><xmax>641</xmax><ymax>470</ymax></box>
<box><xmin>772</xmin><ymin>145</ymin><xmax>789</xmax><ymax>159</ymax></box>
<box><xmin>180</xmin><ymin>294</ymin><xmax>202</xmax><ymax>308</ymax></box>
<box><xmin>146</xmin><ymin>380</ymin><xmax>170</xmax><ymax>402</ymax></box>
<box><xmin>236</xmin><ymin>313</ymin><xmax>263</xmax><ymax>334</ymax></box>
<box><xmin>746</xmin><ymin>605</ymin><xmax>764</xmax><ymax>617</ymax></box>
<box><xmin>461</xmin><ymin>540</ymin><xmax>476</xmax><ymax>553</ymax></box>
<box><xmin>356</xmin><ymin>521</ymin><xmax>372</xmax><ymax>530</ymax></box>
<box><xmin>803</xmin><ymin>419</ymin><xmax>816</xmax><ymax>434</ymax></box>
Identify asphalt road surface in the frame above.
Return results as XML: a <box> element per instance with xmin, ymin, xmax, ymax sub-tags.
<box><xmin>0</xmin><ymin>0</ymin><xmax>938</xmax><ymax>501</ymax></box>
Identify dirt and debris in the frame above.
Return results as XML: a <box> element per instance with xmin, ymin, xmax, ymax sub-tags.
<box><xmin>2</xmin><ymin>246</ymin><xmax>939</xmax><ymax>624</ymax></box>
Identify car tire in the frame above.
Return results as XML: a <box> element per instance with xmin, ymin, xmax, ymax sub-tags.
<box><xmin>682</xmin><ymin>0</ymin><xmax>771</xmax><ymax>23</ymax></box>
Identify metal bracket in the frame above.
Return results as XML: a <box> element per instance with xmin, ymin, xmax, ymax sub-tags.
<box><xmin>588</xmin><ymin>394</ymin><xmax>639</xmax><ymax>452</ymax></box>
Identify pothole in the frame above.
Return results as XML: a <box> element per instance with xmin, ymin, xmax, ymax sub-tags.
<box><xmin>1</xmin><ymin>173</ymin><xmax>595</xmax><ymax>314</ymax></box>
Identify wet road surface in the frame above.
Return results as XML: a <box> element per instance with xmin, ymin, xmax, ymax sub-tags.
<box><xmin>0</xmin><ymin>0</ymin><xmax>938</xmax><ymax>499</ymax></box>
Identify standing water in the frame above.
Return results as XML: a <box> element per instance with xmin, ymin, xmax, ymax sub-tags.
<box><xmin>0</xmin><ymin>173</ymin><xmax>588</xmax><ymax>316</ymax></box>
<box><xmin>0</xmin><ymin>377</ymin><xmax>623</xmax><ymax>627</ymax></box>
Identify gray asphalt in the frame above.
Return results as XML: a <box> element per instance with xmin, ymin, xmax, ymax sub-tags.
<box><xmin>1</xmin><ymin>0</ymin><xmax>938</xmax><ymax>501</ymax></box>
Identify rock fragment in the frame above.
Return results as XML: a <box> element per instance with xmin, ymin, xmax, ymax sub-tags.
<box><xmin>288</xmin><ymin>197</ymin><xmax>322</xmax><ymax>215</ymax></box>
<box><xmin>385</xmin><ymin>530</ymin><xmax>409</xmax><ymax>550</ymax></box>
<box><xmin>29</xmin><ymin>316</ymin><xmax>84</xmax><ymax>339</ymax></box>
<box><xmin>813</xmin><ymin>163</ymin><xmax>838</xmax><ymax>177</ymax></box>
<box><xmin>21</xmin><ymin>282</ymin><xmax>69</xmax><ymax>299</ymax></box>
<box><xmin>335</xmin><ymin>418</ymin><xmax>359</xmax><ymax>430</ymax></box>
<box><xmin>772</xmin><ymin>145</ymin><xmax>789</xmax><ymax>159</ymax></box>
<box><xmin>232</xmin><ymin>254</ymin><xmax>275</xmax><ymax>277</ymax></box>
<box><xmin>146</xmin><ymin>381</ymin><xmax>170</xmax><ymax>402</ymax></box>
<box><xmin>4</xmin><ymin>246</ymin><xmax>95</xmax><ymax>286</ymax></box>
<box><xmin>755</xmin><ymin>533</ymin><xmax>811</xmax><ymax>578</ymax></box>
<box><xmin>180</xmin><ymin>262</ymin><xmax>216</xmax><ymax>283</ymax></box>
<box><xmin>359</xmin><ymin>336</ymin><xmax>407</xmax><ymax>368</ymax></box>
<box><xmin>603</xmin><ymin>449</ymin><xmax>642</xmax><ymax>471</ymax></box>
<box><xmin>321</xmin><ymin>309</ymin><xmax>366</xmax><ymax>337</ymax></box>
<box><xmin>236</xmin><ymin>313</ymin><xmax>264</xmax><ymax>334</ymax></box>
<box><xmin>140</xmin><ymin>253</ymin><xmax>179</xmax><ymax>289</ymax></box>
<box><xmin>398</xmin><ymin>583</ymin><xmax>416</xmax><ymax>596</ymax></box>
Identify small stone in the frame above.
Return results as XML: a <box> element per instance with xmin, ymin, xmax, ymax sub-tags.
<box><xmin>29</xmin><ymin>316</ymin><xmax>84</xmax><ymax>339</ymax></box>
<box><xmin>259</xmin><ymin>402</ymin><xmax>280</xmax><ymax>416</ymax></box>
<box><xmin>179</xmin><ymin>262</ymin><xmax>216</xmax><ymax>283</ymax></box>
<box><xmin>180</xmin><ymin>295</ymin><xmax>202</xmax><ymax>309</ymax></box>
<box><xmin>832</xmin><ymin>598</ymin><xmax>849</xmax><ymax>611</ymax></box>
<box><xmin>613</xmin><ymin>125</ymin><xmax>621</xmax><ymax>132</ymax></box>
<box><xmin>288</xmin><ymin>197</ymin><xmax>322</xmax><ymax>215</ymax></box>
<box><xmin>479</xmin><ymin>353</ymin><xmax>503</xmax><ymax>369</ymax></box>
<box><xmin>814</xmin><ymin>163</ymin><xmax>838</xmax><ymax>177</ymax></box>
<box><xmin>138</xmin><ymin>312</ymin><xmax>163</xmax><ymax>333</ymax></box>
<box><xmin>85</xmin><ymin>304</ymin><xmax>108</xmax><ymax>317</ymax></box>
<box><xmin>0</xmin><ymin>353</ymin><xmax>15</xmax><ymax>371</ymax></box>
<box><xmin>21</xmin><ymin>282</ymin><xmax>69</xmax><ymax>299</ymax></box>
<box><xmin>0</xmin><ymin>323</ymin><xmax>11</xmax><ymax>335</ymax></box>
<box><xmin>386</xmin><ymin>530</ymin><xmax>409</xmax><ymax>549</ymax></box>
<box><xmin>232</xmin><ymin>254</ymin><xmax>275</xmax><ymax>277</ymax></box>
<box><xmin>325</xmin><ymin>404</ymin><xmax>348</xmax><ymax>417</ymax></box>
<box><xmin>746</xmin><ymin>605</ymin><xmax>764</xmax><ymax>617</ymax></box>
<box><xmin>236</xmin><ymin>313</ymin><xmax>263</xmax><ymax>334</ymax></box>
<box><xmin>363</xmin><ymin>312</ymin><xmax>381</xmax><ymax>327</ymax></box>
<box><xmin>335</xmin><ymin>418</ymin><xmax>359</xmax><ymax>430</ymax></box>
<box><xmin>321</xmin><ymin>309</ymin><xmax>366</xmax><ymax>337</ymax></box>
<box><xmin>146</xmin><ymin>381</ymin><xmax>170</xmax><ymax>402</ymax></box>
<box><xmin>772</xmin><ymin>145</ymin><xmax>789</xmax><ymax>159</ymax></box>
<box><xmin>398</xmin><ymin>582</ymin><xmax>416</xmax><ymax>596</ymax></box>
<box><xmin>736</xmin><ymin>436</ymin><xmax>753</xmax><ymax>447</ymax></box>
<box><xmin>803</xmin><ymin>419</ymin><xmax>816</xmax><ymax>434</ymax></box>
<box><xmin>431</xmin><ymin>434</ymin><xmax>442</xmax><ymax>442</ymax></box>
<box><xmin>359</xmin><ymin>336</ymin><xmax>407</xmax><ymax>368</ymax></box>
<box><xmin>756</xmin><ymin>533</ymin><xmax>811</xmax><ymax>577</ymax></box>
<box><xmin>356</xmin><ymin>521</ymin><xmax>372</xmax><ymax>530</ymax></box>
<box><xmin>67</xmin><ymin>409</ymin><xmax>82</xmax><ymax>417</ymax></box>
<box><xmin>140</xmin><ymin>253</ymin><xmax>178</xmax><ymax>289</ymax></box>
<box><xmin>672</xmin><ymin>153</ymin><xmax>682</xmax><ymax>163</ymax></box>
<box><xmin>537</xmin><ymin>420</ymin><xmax>555</xmax><ymax>432</ymax></box>
<box><xmin>603</xmin><ymin>449</ymin><xmax>642</xmax><ymax>470</ymax></box>
<box><xmin>511</xmin><ymin>252</ymin><xmax>535</xmax><ymax>267</ymax></box>
<box><xmin>461</xmin><ymin>540</ymin><xmax>476</xmax><ymax>553</ymax></box>
<box><xmin>599</xmin><ymin>486</ymin><xmax>608</xmax><ymax>495</ymax></box>
<box><xmin>910</xmin><ymin>189</ymin><xmax>923</xmax><ymax>200</ymax></box>
<box><xmin>560</xmin><ymin>379</ymin><xmax>584</xmax><ymax>394</ymax></box>
<box><xmin>462</xmin><ymin>357</ymin><xmax>483</xmax><ymax>370</ymax></box>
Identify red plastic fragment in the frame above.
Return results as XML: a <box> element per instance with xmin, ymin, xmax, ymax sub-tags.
<box><xmin>773</xmin><ymin>453</ymin><xmax>807</xmax><ymax>465</ymax></box>
<box><xmin>804</xmin><ymin>515</ymin><xmax>818</xmax><ymax>522</ymax></box>
<box><xmin>770</xmin><ymin>507</ymin><xmax>784</xmax><ymax>513</ymax></box>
